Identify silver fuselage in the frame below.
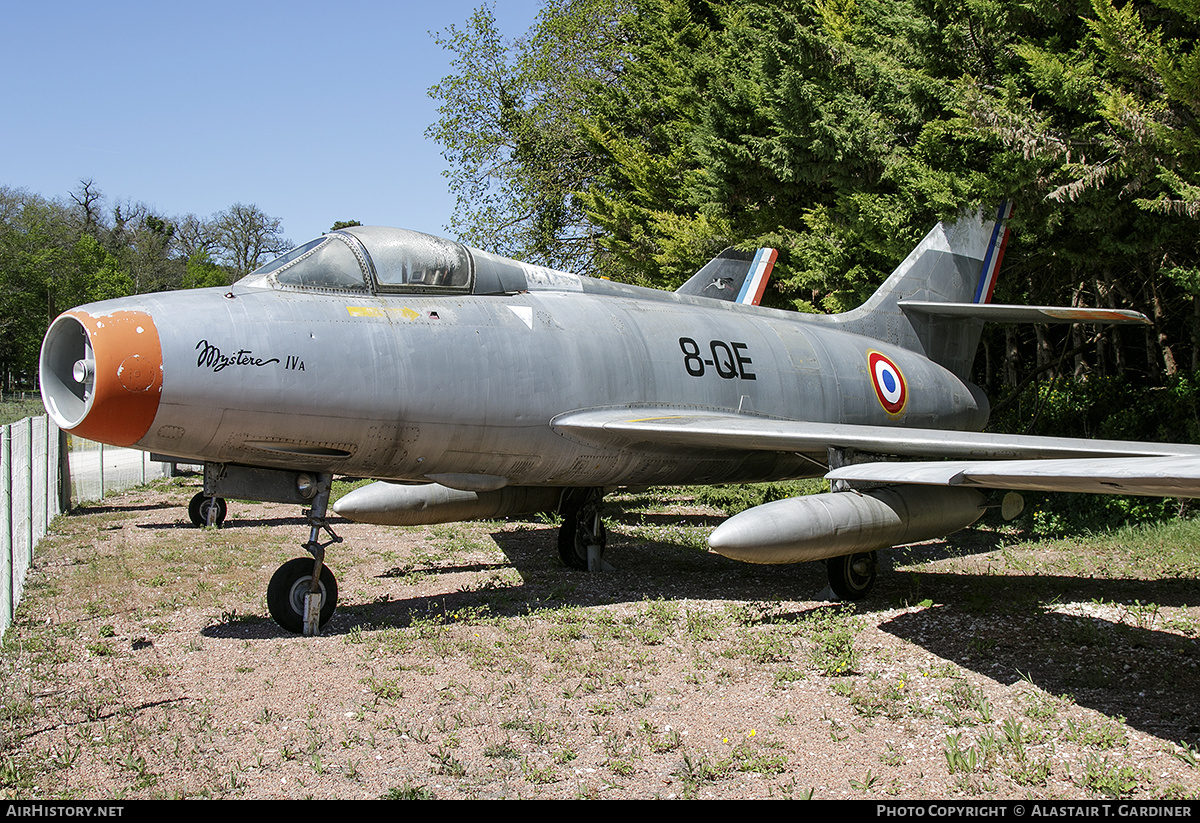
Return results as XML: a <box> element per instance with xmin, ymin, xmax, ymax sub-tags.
<box><xmin>74</xmin><ymin>283</ymin><xmax>983</xmax><ymax>488</ymax></box>
<box><xmin>40</xmin><ymin>225</ymin><xmax>991</xmax><ymax>492</ymax></box>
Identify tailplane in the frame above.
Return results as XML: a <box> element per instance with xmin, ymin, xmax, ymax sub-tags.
<box><xmin>821</xmin><ymin>203</ymin><xmax>1013</xmax><ymax>379</ymax></box>
<box><xmin>822</xmin><ymin>202</ymin><xmax>1146</xmax><ymax>380</ymax></box>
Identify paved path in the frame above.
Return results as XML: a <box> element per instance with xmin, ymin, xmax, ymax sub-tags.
<box><xmin>67</xmin><ymin>446</ymin><xmax>169</xmax><ymax>500</ymax></box>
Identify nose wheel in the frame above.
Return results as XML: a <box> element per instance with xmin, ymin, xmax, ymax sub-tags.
<box><xmin>267</xmin><ymin>557</ymin><xmax>338</xmax><ymax>634</ymax></box>
<box><xmin>827</xmin><ymin>551</ymin><xmax>877</xmax><ymax>600</ymax></box>
<box><xmin>266</xmin><ymin>471</ymin><xmax>342</xmax><ymax>635</ymax></box>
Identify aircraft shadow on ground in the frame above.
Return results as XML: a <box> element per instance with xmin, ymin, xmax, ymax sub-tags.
<box><xmin>135</xmin><ymin>516</ymin><xmax>310</xmax><ymax>531</ymax></box>
<box><xmin>202</xmin><ymin>519</ymin><xmax>830</xmax><ymax>640</ymax></box>
<box><xmin>202</xmin><ymin>521</ymin><xmax>1007</xmax><ymax>641</ymax></box>
<box><xmin>72</xmin><ymin>501</ymin><xmax>178</xmax><ymax>515</ymax></box>
<box><xmin>877</xmin><ymin>584</ymin><xmax>1200</xmax><ymax>745</ymax></box>
<box><xmin>199</xmin><ymin>520</ymin><xmax>1199</xmax><ymax>744</ymax></box>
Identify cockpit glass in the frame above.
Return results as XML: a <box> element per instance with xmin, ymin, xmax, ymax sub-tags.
<box><xmin>241</xmin><ymin>235</ymin><xmax>369</xmax><ymax>292</ymax></box>
<box><xmin>237</xmin><ymin>227</ymin><xmax>474</xmax><ymax>294</ymax></box>
<box><xmin>371</xmin><ymin>231</ymin><xmax>471</xmax><ymax>291</ymax></box>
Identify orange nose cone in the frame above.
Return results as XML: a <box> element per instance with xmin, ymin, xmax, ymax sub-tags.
<box><xmin>43</xmin><ymin>309</ymin><xmax>163</xmax><ymax>447</ymax></box>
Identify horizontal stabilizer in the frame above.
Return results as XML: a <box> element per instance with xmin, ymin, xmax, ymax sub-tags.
<box><xmin>826</xmin><ymin>456</ymin><xmax>1200</xmax><ymax>498</ymax></box>
<box><xmin>899</xmin><ymin>302</ymin><xmax>1150</xmax><ymax>325</ymax></box>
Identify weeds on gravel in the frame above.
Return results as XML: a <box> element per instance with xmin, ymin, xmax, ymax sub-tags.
<box><xmin>380</xmin><ymin>782</ymin><xmax>435</xmax><ymax>799</ymax></box>
<box><xmin>1075</xmin><ymin>755</ymin><xmax>1148</xmax><ymax>798</ymax></box>
<box><xmin>4</xmin><ymin>480</ymin><xmax>1200</xmax><ymax>799</ymax></box>
<box><xmin>1172</xmin><ymin>741</ymin><xmax>1200</xmax><ymax>769</ymax></box>
<box><xmin>802</xmin><ymin>605</ymin><xmax>860</xmax><ymax>676</ymax></box>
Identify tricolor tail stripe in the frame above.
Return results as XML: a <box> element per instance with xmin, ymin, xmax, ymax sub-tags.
<box><xmin>972</xmin><ymin>201</ymin><xmax>1014</xmax><ymax>304</ymax></box>
<box><xmin>736</xmin><ymin>248</ymin><xmax>778</xmax><ymax>306</ymax></box>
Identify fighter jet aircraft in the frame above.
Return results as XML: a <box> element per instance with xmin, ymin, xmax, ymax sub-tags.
<box><xmin>38</xmin><ymin>204</ymin><xmax>1200</xmax><ymax>634</ymax></box>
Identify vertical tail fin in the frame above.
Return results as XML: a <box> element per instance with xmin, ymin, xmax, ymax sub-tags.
<box><xmin>971</xmin><ymin>201</ymin><xmax>1014</xmax><ymax>304</ymax></box>
<box><xmin>735</xmin><ymin>248</ymin><xmax>779</xmax><ymax>305</ymax></box>
<box><xmin>818</xmin><ymin>204</ymin><xmax>1013</xmax><ymax>380</ymax></box>
<box><xmin>677</xmin><ymin>247</ymin><xmax>778</xmax><ymax>305</ymax></box>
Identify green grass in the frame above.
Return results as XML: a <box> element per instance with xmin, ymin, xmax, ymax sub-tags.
<box><xmin>0</xmin><ymin>480</ymin><xmax>1198</xmax><ymax>798</ymax></box>
<box><xmin>0</xmin><ymin>397</ymin><xmax>47</xmax><ymax>427</ymax></box>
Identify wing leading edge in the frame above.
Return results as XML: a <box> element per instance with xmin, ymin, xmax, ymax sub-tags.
<box><xmin>551</xmin><ymin>408</ymin><xmax>1200</xmax><ymax>497</ymax></box>
<box><xmin>825</xmin><ymin>456</ymin><xmax>1200</xmax><ymax>498</ymax></box>
<box><xmin>552</xmin><ymin>408</ymin><xmax>1200</xmax><ymax>460</ymax></box>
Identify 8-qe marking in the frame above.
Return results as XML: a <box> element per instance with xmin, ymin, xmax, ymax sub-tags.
<box><xmin>679</xmin><ymin>337</ymin><xmax>755</xmax><ymax>380</ymax></box>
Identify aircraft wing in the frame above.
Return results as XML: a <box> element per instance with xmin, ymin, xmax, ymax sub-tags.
<box><xmin>551</xmin><ymin>408</ymin><xmax>1200</xmax><ymax>461</ymax></box>
<box><xmin>825</xmin><ymin>456</ymin><xmax>1200</xmax><ymax>498</ymax></box>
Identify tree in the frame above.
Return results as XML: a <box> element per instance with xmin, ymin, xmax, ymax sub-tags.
<box><xmin>172</xmin><ymin>213</ymin><xmax>217</xmax><ymax>261</ymax></box>
<box><xmin>0</xmin><ymin>189</ymin><xmax>72</xmax><ymax>389</ymax></box>
<box><xmin>576</xmin><ymin>0</ymin><xmax>979</xmax><ymax>301</ymax></box>
<box><xmin>574</xmin><ymin>0</ymin><xmax>727</xmax><ymax>286</ymax></box>
<box><xmin>427</xmin><ymin>0</ymin><xmax>629</xmax><ymax>273</ymax></box>
<box><xmin>69</xmin><ymin>234</ymin><xmax>134</xmax><ymax>304</ymax></box>
<box><xmin>110</xmin><ymin>203</ymin><xmax>186</xmax><ymax>293</ymax></box>
<box><xmin>180</xmin><ymin>251</ymin><xmax>231</xmax><ymax>289</ymax></box>
<box><xmin>957</xmin><ymin>0</ymin><xmax>1200</xmax><ymax>383</ymax></box>
<box><xmin>68</xmin><ymin>178</ymin><xmax>104</xmax><ymax>238</ymax></box>
<box><xmin>210</xmin><ymin>203</ymin><xmax>290</xmax><ymax>278</ymax></box>
<box><xmin>434</xmin><ymin>0</ymin><xmax>1200</xmax><ymax>393</ymax></box>
<box><xmin>0</xmin><ymin>187</ymin><xmax>136</xmax><ymax>389</ymax></box>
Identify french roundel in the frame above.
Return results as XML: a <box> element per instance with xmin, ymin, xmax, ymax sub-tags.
<box><xmin>868</xmin><ymin>351</ymin><xmax>907</xmax><ymax>415</ymax></box>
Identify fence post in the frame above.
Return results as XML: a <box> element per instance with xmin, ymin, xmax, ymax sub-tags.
<box><xmin>30</xmin><ymin>417</ymin><xmax>45</xmax><ymax>551</ymax></box>
<box><xmin>23</xmin><ymin>417</ymin><xmax>33</xmax><ymax>576</ymax></box>
<box><xmin>59</xmin><ymin>428</ymin><xmax>71</xmax><ymax>512</ymax></box>
<box><xmin>2</xmin><ymin>424</ymin><xmax>11</xmax><ymax>632</ymax></box>
<box><xmin>98</xmin><ymin>442</ymin><xmax>105</xmax><ymax>499</ymax></box>
<box><xmin>46</xmin><ymin>418</ymin><xmax>58</xmax><ymax>521</ymax></box>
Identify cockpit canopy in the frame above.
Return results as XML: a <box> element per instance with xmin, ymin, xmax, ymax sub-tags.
<box><xmin>238</xmin><ymin>226</ymin><xmax>476</xmax><ymax>295</ymax></box>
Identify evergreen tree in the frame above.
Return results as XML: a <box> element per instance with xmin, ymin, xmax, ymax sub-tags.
<box><xmin>427</xmin><ymin>0</ymin><xmax>630</xmax><ymax>273</ymax></box>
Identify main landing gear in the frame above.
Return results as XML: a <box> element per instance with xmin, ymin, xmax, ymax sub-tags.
<box><xmin>825</xmin><ymin>551</ymin><xmax>878</xmax><ymax>601</ymax></box>
<box><xmin>267</xmin><ymin>471</ymin><xmax>342</xmax><ymax>635</ymax></box>
<box><xmin>557</xmin><ymin>487</ymin><xmax>607</xmax><ymax>571</ymax></box>
<box><xmin>188</xmin><ymin>492</ymin><xmax>226</xmax><ymax>527</ymax></box>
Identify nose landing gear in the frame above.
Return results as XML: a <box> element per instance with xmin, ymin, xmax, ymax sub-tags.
<box><xmin>196</xmin><ymin>463</ymin><xmax>344</xmax><ymax>635</ymax></box>
<box><xmin>267</xmin><ymin>471</ymin><xmax>342</xmax><ymax>635</ymax></box>
<box><xmin>267</xmin><ymin>557</ymin><xmax>338</xmax><ymax>634</ymax></box>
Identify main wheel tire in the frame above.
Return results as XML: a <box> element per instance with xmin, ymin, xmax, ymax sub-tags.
<box><xmin>557</xmin><ymin>511</ymin><xmax>606</xmax><ymax>571</ymax></box>
<box><xmin>188</xmin><ymin>492</ymin><xmax>227</xmax><ymax>527</ymax></box>
<box><xmin>266</xmin><ymin>557</ymin><xmax>338</xmax><ymax>633</ymax></box>
<box><xmin>827</xmin><ymin>551</ymin><xmax>877</xmax><ymax>601</ymax></box>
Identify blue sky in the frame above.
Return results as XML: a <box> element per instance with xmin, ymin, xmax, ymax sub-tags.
<box><xmin>1</xmin><ymin>1</ymin><xmax>543</xmax><ymax>245</ymax></box>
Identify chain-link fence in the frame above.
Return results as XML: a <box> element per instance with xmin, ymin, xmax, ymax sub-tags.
<box><xmin>65</xmin><ymin>436</ymin><xmax>172</xmax><ymax>504</ymax></box>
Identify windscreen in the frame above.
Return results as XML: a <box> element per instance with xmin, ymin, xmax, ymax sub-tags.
<box><xmin>238</xmin><ymin>235</ymin><xmax>369</xmax><ymax>292</ymax></box>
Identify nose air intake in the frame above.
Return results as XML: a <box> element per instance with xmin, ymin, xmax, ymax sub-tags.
<box><xmin>39</xmin><ymin>309</ymin><xmax>163</xmax><ymax>446</ymax></box>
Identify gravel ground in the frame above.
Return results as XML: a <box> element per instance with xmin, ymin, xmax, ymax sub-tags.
<box><xmin>1</xmin><ymin>479</ymin><xmax>1198</xmax><ymax>799</ymax></box>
